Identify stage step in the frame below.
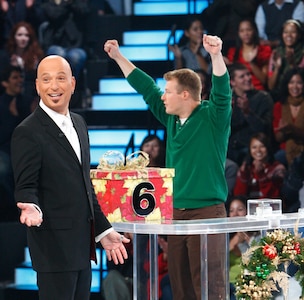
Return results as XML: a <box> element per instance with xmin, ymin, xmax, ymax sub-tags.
<box><xmin>134</xmin><ymin>0</ymin><xmax>209</xmax><ymax>15</ymax></box>
<box><xmin>123</xmin><ymin>29</ymin><xmax>183</xmax><ymax>45</ymax></box>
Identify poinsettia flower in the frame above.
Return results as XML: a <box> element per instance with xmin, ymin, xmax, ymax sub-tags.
<box><xmin>294</xmin><ymin>242</ymin><xmax>301</xmax><ymax>254</ymax></box>
<box><xmin>262</xmin><ymin>244</ymin><xmax>277</xmax><ymax>259</ymax></box>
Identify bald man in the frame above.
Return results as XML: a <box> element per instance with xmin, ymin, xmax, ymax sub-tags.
<box><xmin>11</xmin><ymin>55</ymin><xmax>129</xmax><ymax>300</ymax></box>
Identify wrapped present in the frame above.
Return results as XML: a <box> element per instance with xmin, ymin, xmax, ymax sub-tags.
<box><xmin>91</xmin><ymin>167</ymin><xmax>174</xmax><ymax>222</ymax></box>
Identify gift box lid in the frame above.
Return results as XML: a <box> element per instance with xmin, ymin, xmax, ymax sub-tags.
<box><xmin>90</xmin><ymin>167</ymin><xmax>175</xmax><ymax>180</ymax></box>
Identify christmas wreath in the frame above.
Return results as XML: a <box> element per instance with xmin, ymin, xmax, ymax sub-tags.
<box><xmin>234</xmin><ymin>227</ymin><xmax>304</xmax><ymax>299</ymax></box>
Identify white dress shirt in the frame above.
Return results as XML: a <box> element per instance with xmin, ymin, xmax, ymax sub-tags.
<box><xmin>39</xmin><ymin>100</ymin><xmax>114</xmax><ymax>240</ymax></box>
<box><xmin>39</xmin><ymin>100</ymin><xmax>81</xmax><ymax>162</ymax></box>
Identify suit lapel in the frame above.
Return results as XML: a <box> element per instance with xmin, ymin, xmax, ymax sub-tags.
<box><xmin>71</xmin><ymin>113</ymin><xmax>88</xmax><ymax>166</ymax></box>
<box><xmin>35</xmin><ymin>106</ymin><xmax>81</xmax><ymax>164</ymax></box>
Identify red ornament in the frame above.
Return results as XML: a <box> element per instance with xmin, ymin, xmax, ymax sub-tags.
<box><xmin>262</xmin><ymin>244</ymin><xmax>277</xmax><ymax>259</ymax></box>
<box><xmin>294</xmin><ymin>242</ymin><xmax>301</xmax><ymax>254</ymax></box>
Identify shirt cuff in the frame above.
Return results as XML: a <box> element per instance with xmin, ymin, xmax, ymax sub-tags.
<box><xmin>32</xmin><ymin>203</ymin><xmax>43</xmax><ymax>219</ymax></box>
<box><xmin>95</xmin><ymin>227</ymin><xmax>114</xmax><ymax>243</ymax></box>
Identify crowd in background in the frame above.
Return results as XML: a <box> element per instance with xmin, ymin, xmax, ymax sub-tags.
<box><xmin>0</xmin><ymin>1</ymin><xmax>304</xmax><ymax>299</ymax></box>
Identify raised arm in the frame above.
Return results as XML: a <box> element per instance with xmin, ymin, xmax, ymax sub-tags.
<box><xmin>104</xmin><ymin>39</ymin><xmax>136</xmax><ymax>78</ymax></box>
<box><xmin>202</xmin><ymin>34</ymin><xmax>226</xmax><ymax>76</ymax></box>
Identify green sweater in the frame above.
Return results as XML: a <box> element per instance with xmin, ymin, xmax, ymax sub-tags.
<box><xmin>127</xmin><ymin>68</ymin><xmax>232</xmax><ymax>209</ymax></box>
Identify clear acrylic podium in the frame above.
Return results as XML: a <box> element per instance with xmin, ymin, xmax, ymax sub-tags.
<box><xmin>113</xmin><ymin>213</ymin><xmax>304</xmax><ymax>300</ymax></box>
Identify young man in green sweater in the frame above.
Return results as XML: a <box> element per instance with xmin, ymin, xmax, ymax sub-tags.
<box><xmin>104</xmin><ymin>34</ymin><xmax>232</xmax><ymax>300</ymax></box>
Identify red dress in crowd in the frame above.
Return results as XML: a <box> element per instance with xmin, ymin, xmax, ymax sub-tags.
<box><xmin>233</xmin><ymin>161</ymin><xmax>286</xmax><ymax>199</ymax></box>
<box><xmin>227</xmin><ymin>45</ymin><xmax>272</xmax><ymax>90</ymax></box>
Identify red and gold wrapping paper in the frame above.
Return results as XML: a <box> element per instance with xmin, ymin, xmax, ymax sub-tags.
<box><xmin>90</xmin><ymin>168</ymin><xmax>174</xmax><ymax>222</ymax></box>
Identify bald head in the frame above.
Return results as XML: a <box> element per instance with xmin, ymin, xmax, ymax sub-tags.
<box><xmin>37</xmin><ymin>55</ymin><xmax>72</xmax><ymax>78</ymax></box>
<box><xmin>36</xmin><ymin>55</ymin><xmax>76</xmax><ymax>115</ymax></box>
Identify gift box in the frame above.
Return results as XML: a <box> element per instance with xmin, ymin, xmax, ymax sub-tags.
<box><xmin>91</xmin><ymin>168</ymin><xmax>174</xmax><ymax>222</ymax></box>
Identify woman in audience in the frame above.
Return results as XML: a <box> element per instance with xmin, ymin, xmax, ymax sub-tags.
<box><xmin>233</xmin><ymin>132</ymin><xmax>286</xmax><ymax>199</ymax></box>
<box><xmin>140</xmin><ymin>134</ymin><xmax>166</xmax><ymax>168</ymax></box>
<box><xmin>268</xmin><ymin>19</ymin><xmax>304</xmax><ymax>100</ymax></box>
<box><xmin>227</xmin><ymin>195</ymin><xmax>260</xmax><ymax>300</ymax></box>
<box><xmin>224</xmin><ymin>18</ymin><xmax>272</xmax><ymax>90</ymax></box>
<box><xmin>0</xmin><ymin>21</ymin><xmax>44</xmax><ymax>99</ymax></box>
<box><xmin>168</xmin><ymin>16</ymin><xmax>210</xmax><ymax>73</ymax></box>
<box><xmin>272</xmin><ymin>67</ymin><xmax>304</xmax><ymax>168</ymax></box>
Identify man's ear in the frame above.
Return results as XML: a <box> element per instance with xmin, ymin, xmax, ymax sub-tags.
<box><xmin>182</xmin><ymin>90</ymin><xmax>190</xmax><ymax>99</ymax></box>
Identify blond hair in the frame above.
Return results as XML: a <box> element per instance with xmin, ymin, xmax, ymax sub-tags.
<box><xmin>164</xmin><ymin>68</ymin><xmax>202</xmax><ymax>101</ymax></box>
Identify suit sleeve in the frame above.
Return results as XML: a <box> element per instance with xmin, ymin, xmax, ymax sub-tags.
<box><xmin>11</xmin><ymin>124</ymin><xmax>41</xmax><ymax>205</ymax></box>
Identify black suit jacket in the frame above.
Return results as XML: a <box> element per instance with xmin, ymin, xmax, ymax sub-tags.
<box><xmin>11</xmin><ymin>106</ymin><xmax>111</xmax><ymax>272</ymax></box>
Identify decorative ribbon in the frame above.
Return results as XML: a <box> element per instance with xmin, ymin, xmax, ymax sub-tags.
<box><xmin>97</xmin><ymin>150</ymin><xmax>150</xmax><ymax>170</ymax></box>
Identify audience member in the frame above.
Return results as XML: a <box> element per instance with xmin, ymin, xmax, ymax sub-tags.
<box><xmin>157</xmin><ymin>235</ymin><xmax>172</xmax><ymax>300</ymax></box>
<box><xmin>194</xmin><ymin>68</ymin><xmax>211</xmax><ymax>99</ymax></box>
<box><xmin>0</xmin><ymin>0</ymin><xmax>45</xmax><ymax>46</ymax></box>
<box><xmin>40</xmin><ymin>0</ymin><xmax>88</xmax><ymax>80</ymax></box>
<box><xmin>201</xmin><ymin>0</ymin><xmax>262</xmax><ymax>54</ymax></box>
<box><xmin>227</xmin><ymin>195</ymin><xmax>260</xmax><ymax>300</ymax></box>
<box><xmin>255</xmin><ymin>0</ymin><xmax>304</xmax><ymax>49</ymax></box>
<box><xmin>0</xmin><ymin>65</ymin><xmax>34</xmax><ymax>221</ymax></box>
<box><xmin>272</xmin><ymin>67</ymin><xmax>304</xmax><ymax>167</ymax></box>
<box><xmin>281</xmin><ymin>150</ymin><xmax>304</xmax><ymax>212</ymax></box>
<box><xmin>139</xmin><ymin>135</ymin><xmax>167</xmax><ymax>299</ymax></box>
<box><xmin>227</xmin><ymin>63</ymin><xmax>274</xmax><ymax>166</ymax></box>
<box><xmin>104</xmin><ymin>34</ymin><xmax>231</xmax><ymax>300</ymax></box>
<box><xmin>268</xmin><ymin>19</ymin><xmax>304</xmax><ymax>100</ymax></box>
<box><xmin>0</xmin><ymin>21</ymin><xmax>44</xmax><ymax>100</ymax></box>
<box><xmin>233</xmin><ymin>132</ymin><xmax>286</xmax><ymax>199</ymax></box>
<box><xmin>225</xmin><ymin>158</ymin><xmax>238</xmax><ymax>201</ymax></box>
<box><xmin>225</xmin><ymin>18</ymin><xmax>272</xmax><ymax>90</ymax></box>
<box><xmin>140</xmin><ymin>134</ymin><xmax>166</xmax><ymax>168</ymax></box>
<box><xmin>102</xmin><ymin>232</ymin><xmax>134</xmax><ymax>300</ymax></box>
<box><xmin>168</xmin><ymin>16</ymin><xmax>210</xmax><ymax>73</ymax></box>
<box><xmin>144</xmin><ymin>235</ymin><xmax>172</xmax><ymax>300</ymax></box>
<box><xmin>83</xmin><ymin>0</ymin><xmax>106</xmax><ymax>59</ymax></box>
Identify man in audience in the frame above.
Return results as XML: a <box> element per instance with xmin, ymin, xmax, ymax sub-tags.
<box><xmin>0</xmin><ymin>65</ymin><xmax>33</xmax><ymax>221</ymax></box>
<box><xmin>227</xmin><ymin>63</ymin><xmax>273</xmax><ymax>166</ymax></box>
<box><xmin>255</xmin><ymin>0</ymin><xmax>304</xmax><ymax>48</ymax></box>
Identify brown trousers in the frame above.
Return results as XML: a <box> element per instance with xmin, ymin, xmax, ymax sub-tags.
<box><xmin>168</xmin><ymin>204</ymin><xmax>227</xmax><ymax>300</ymax></box>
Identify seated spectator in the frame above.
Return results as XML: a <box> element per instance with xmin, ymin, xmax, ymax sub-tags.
<box><xmin>201</xmin><ymin>0</ymin><xmax>261</xmax><ymax>54</ymax></box>
<box><xmin>225</xmin><ymin>158</ymin><xmax>238</xmax><ymax>202</ymax></box>
<box><xmin>272</xmin><ymin>67</ymin><xmax>304</xmax><ymax>167</ymax></box>
<box><xmin>0</xmin><ymin>65</ymin><xmax>34</xmax><ymax>221</ymax></box>
<box><xmin>281</xmin><ymin>151</ymin><xmax>304</xmax><ymax>212</ymax></box>
<box><xmin>40</xmin><ymin>0</ymin><xmax>89</xmax><ymax>80</ymax></box>
<box><xmin>227</xmin><ymin>195</ymin><xmax>260</xmax><ymax>300</ymax></box>
<box><xmin>233</xmin><ymin>132</ymin><xmax>286</xmax><ymax>199</ymax></box>
<box><xmin>102</xmin><ymin>232</ymin><xmax>134</xmax><ymax>300</ymax></box>
<box><xmin>225</xmin><ymin>18</ymin><xmax>272</xmax><ymax>90</ymax></box>
<box><xmin>227</xmin><ymin>63</ymin><xmax>273</xmax><ymax>165</ymax></box>
<box><xmin>194</xmin><ymin>68</ymin><xmax>211</xmax><ymax>99</ymax></box>
<box><xmin>0</xmin><ymin>21</ymin><xmax>44</xmax><ymax>99</ymax></box>
<box><xmin>83</xmin><ymin>0</ymin><xmax>106</xmax><ymax>59</ymax></box>
<box><xmin>0</xmin><ymin>0</ymin><xmax>45</xmax><ymax>46</ymax></box>
<box><xmin>268</xmin><ymin>19</ymin><xmax>304</xmax><ymax>100</ymax></box>
<box><xmin>168</xmin><ymin>16</ymin><xmax>210</xmax><ymax>73</ymax></box>
<box><xmin>144</xmin><ymin>235</ymin><xmax>172</xmax><ymax>300</ymax></box>
<box><xmin>157</xmin><ymin>235</ymin><xmax>172</xmax><ymax>300</ymax></box>
<box><xmin>255</xmin><ymin>0</ymin><xmax>304</xmax><ymax>49</ymax></box>
<box><xmin>140</xmin><ymin>134</ymin><xmax>166</xmax><ymax>168</ymax></box>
